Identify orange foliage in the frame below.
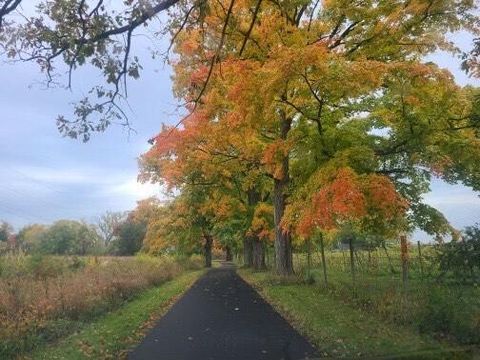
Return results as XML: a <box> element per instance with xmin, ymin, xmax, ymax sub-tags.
<box><xmin>364</xmin><ymin>174</ymin><xmax>409</xmax><ymax>220</ymax></box>
<box><xmin>293</xmin><ymin>168</ymin><xmax>408</xmax><ymax>238</ymax></box>
<box><xmin>262</xmin><ymin>140</ymin><xmax>291</xmax><ymax>180</ymax></box>
<box><xmin>248</xmin><ymin>203</ymin><xmax>274</xmax><ymax>241</ymax></box>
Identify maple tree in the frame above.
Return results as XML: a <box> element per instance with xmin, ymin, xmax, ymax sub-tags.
<box><xmin>168</xmin><ymin>186</ymin><xmax>218</xmax><ymax>267</ymax></box>
<box><xmin>142</xmin><ymin>0</ymin><xmax>480</xmax><ymax>276</ymax></box>
<box><xmin>139</xmin><ymin>110</ymin><xmax>273</xmax><ymax>269</ymax></box>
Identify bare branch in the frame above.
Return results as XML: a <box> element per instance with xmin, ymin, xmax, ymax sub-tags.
<box><xmin>164</xmin><ymin>3</ymin><xmax>197</xmax><ymax>59</ymax></box>
<box><xmin>0</xmin><ymin>0</ymin><xmax>21</xmax><ymax>29</ymax></box>
<box><xmin>239</xmin><ymin>0</ymin><xmax>262</xmax><ymax>56</ymax></box>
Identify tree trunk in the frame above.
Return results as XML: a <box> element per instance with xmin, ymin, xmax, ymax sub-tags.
<box><xmin>243</xmin><ymin>236</ymin><xmax>253</xmax><ymax>267</ymax></box>
<box><xmin>273</xmin><ymin>177</ymin><xmax>293</xmax><ymax>275</ymax></box>
<box><xmin>225</xmin><ymin>245</ymin><xmax>233</xmax><ymax>261</ymax></box>
<box><xmin>204</xmin><ymin>234</ymin><xmax>213</xmax><ymax>268</ymax></box>
<box><xmin>252</xmin><ymin>238</ymin><xmax>266</xmax><ymax>270</ymax></box>
<box><xmin>244</xmin><ymin>188</ymin><xmax>261</xmax><ymax>268</ymax></box>
<box><xmin>273</xmin><ymin>113</ymin><xmax>293</xmax><ymax>276</ymax></box>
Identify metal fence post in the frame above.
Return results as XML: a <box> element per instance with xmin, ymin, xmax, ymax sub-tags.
<box><xmin>400</xmin><ymin>235</ymin><xmax>409</xmax><ymax>287</ymax></box>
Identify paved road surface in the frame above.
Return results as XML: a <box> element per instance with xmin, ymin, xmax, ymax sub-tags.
<box><xmin>129</xmin><ymin>263</ymin><xmax>318</xmax><ymax>360</ymax></box>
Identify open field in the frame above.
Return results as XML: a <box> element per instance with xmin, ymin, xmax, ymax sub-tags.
<box><xmin>28</xmin><ymin>269</ymin><xmax>204</xmax><ymax>359</ymax></box>
<box><xmin>0</xmin><ymin>255</ymin><xmax>203</xmax><ymax>359</ymax></box>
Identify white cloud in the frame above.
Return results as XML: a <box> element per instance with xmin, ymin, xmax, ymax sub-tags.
<box><xmin>107</xmin><ymin>178</ymin><xmax>164</xmax><ymax>200</ymax></box>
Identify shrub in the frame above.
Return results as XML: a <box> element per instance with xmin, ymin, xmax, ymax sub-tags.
<box><xmin>418</xmin><ymin>286</ymin><xmax>480</xmax><ymax>344</ymax></box>
<box><xmin>26</xmin><ymin>254</ymin><xmax>66</xmax><ymax>280</ymax></box>
<box><xmin>435</xmin><ymin>225</ymin><xmax>480</xmax><ymax>284</ymax></box>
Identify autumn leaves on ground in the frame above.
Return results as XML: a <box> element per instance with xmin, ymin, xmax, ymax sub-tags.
<box><xmin>1</xmin><ymin>0</ymin><xmax>480</xmax><ymax>359</ymax></box>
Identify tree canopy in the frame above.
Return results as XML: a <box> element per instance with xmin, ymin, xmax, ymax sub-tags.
<box><xmin>139</xmin><ymin>0</ymin><xmax>480</xmax><ymax>274</ymax></box>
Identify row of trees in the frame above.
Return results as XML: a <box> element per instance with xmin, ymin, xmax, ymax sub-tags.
<box><xmin>137</xmin><ymin>0</ymin><xmax>480</xmax><ymax>274</ymax></box>
<box><xmin>1</xmin><ymin>1</ymin><xmax>479</xmax><ymax>274</ymax></box>
<box><xmin>0</xmin><ymin>200</ymin><xmax>162</xmax><ymax>256</ymax></box>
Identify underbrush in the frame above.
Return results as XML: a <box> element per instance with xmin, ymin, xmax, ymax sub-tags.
<box><xmin>0</xmin><ymin>254</ymin><xmax>203</xmax><ymax>358</ymax></box>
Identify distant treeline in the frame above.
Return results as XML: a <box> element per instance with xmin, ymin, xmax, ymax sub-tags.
<box><xmin>0</xmin><ymin>200</ymin><xmax>162</xmax><ymax>256</ymax></box>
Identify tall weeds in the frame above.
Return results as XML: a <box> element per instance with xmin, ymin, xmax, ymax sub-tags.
<box><xmin>0</xmin><ymin>255</ymin><xmax>202</xmax><ymax>357</ymax></box>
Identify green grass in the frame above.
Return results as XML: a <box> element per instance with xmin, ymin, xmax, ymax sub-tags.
<box><xmin>27</xmin><ymin>270</ymin><xmax>204</xmax><ymax>360</ymax></box>
<box><xmin>296</xmin><ymin>249</ymin><xmax>480</xmax><ymax>346</ymax></box>
<box><xmin>240</xmin><ymin>270</ymin><xmax>476</xmax><ymax>359</ymax></box>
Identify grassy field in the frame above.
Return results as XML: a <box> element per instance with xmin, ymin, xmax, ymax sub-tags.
<box><xmin>27</xmin><ymin>269</ymin><xmax>204</xmax><ymax>359</ymax></box>
<box><xmin>240</xmin><ymin>269</ymin><xmax>477</xmax><ymax>359</ymax></box>
<box><xmin>0</xmin><ymin>254</ymin><xmax>203</xmax><ymax>359</ymax></box>
<box><xmin>293</xmin><ymin>247</ymin><xmax>480</xmax><ymax>343</ymax></box>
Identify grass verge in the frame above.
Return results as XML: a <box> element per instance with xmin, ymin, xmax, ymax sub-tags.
<box><xmin>239</xmin><ymin>269</ymin><xmax>476</xmax><ymax>359</ymax></box>
<box><xmin>26</xmin><ymin>269</ymin><xmax>204</xmax><ymax>360</ymax></box>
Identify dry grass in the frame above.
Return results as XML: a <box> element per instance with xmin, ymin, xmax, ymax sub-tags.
<box><xmin>0</xmin><ymin>255</ymin><xmax>202</xmax><ymax>358</ymax></box>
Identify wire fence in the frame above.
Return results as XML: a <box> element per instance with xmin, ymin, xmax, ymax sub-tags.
<box><xmin>292</xmin><ymin>241</ymin><xmax>479</xmax><ymax>285</ymax></box>
<box><xmin>295</xmin><ymin>244</ymin><xmax>433</xmax><ymax>280</ymax></box>
<box><xmin>276</xmin><ymin>240</ymin><xmax>480</xmax><ymax>345</ymax></box>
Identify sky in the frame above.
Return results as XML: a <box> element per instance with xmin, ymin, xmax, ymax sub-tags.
<box><xmin>0</xmin><ymin>29</ymin><xmax>177</xmax><ymax>228</ymax></box>
<box><xmin>0</xmin><ymin>21</ymin><xmax>479</xmax><ymax>240</ymax></box>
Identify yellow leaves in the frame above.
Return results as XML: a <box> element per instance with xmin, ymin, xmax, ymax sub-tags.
<box><xmin>131</xmin><ymin>197</ymin><xmax>163</xmax><ymax>224</ymax></box>
<box><xmin>321</xmin><ymin>0</ymin><xmax>334</xmax><ymax>9</ymax></box>
<box><xmin>248</xmin><ymin>202</ymin><xmax>274</xmax><ymax>241</ymax></box>
<box><xmin>206</xmin><ymin>194</ymin><xmax>233</xmax><ymax>219</ymax></box>
<box><xmin>177</xmin><ymin>30</ymin><xmax>202</xmax><ymax>57</ymax></box>
<box><xmin>262</xmin><ymin>140</ymin><xmax>292</xmax><ymax>179</ymax></box>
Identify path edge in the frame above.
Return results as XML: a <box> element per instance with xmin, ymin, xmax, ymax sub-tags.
<box><xmin>237</xmin><ymin>269</ymin><xmax>320</xmax><ymax>356</ymax></box>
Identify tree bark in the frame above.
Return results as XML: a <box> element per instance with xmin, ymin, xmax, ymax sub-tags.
<box><xmin>273</xmin><ymin>114</ymin><xmax>293</xmax><ymax>276</ymax></box>
<box><xmin>243</xmin><ymin>236</ymin><xmax>254</xmax><ymax>267</ymax></box>
<box><xmin>225</xmin><ymin>245</ymin><xmax>233</xmax><ymax>261</ymax></box>
<box><xmin>252</xmin><ymin>238</ymin><xmax>266</xmax><ymax>270</ymax></box>
<box><xmin>204</xmin><ymin>234</ymin><xmax>213</xmax><ymax>268</ymax></box>
<box><xmin>244</xmin><ymin>188</ymin><xmax>261</xmax><ymax>268</ymax></box>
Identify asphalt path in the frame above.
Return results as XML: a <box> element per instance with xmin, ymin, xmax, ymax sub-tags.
<box><xmin>129</xmin><ymin>262</ymin><xmax>318</xmax><ymax>360</ymax></box>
